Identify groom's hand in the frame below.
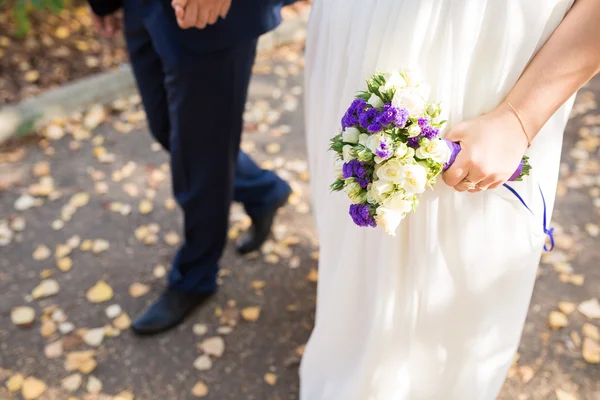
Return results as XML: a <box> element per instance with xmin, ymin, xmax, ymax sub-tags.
<box><xmin>172</xmin><ymin>0</ymin><xmax>231</xmax><ymax>30</ymax></box>
<box><xmin>89</xmin><ymin>8</ymin><xmax>121</xmax><ymax>38</ymax></box>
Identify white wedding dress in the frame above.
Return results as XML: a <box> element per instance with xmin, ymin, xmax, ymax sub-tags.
<box><xmin>301</xmin><ymin>1</ymin><xmax>576</xmax><ymax>399</ymax></box>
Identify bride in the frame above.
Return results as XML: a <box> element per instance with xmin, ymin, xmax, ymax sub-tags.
<box><xmin>301</xmin><ymin>0</ymin><xmax>600</xmax><ymax>399</ymax></box>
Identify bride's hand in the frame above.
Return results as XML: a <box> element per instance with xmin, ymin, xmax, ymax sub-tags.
<box><xmin>442</xmin><ymin>103</ymin><xmax>531</xmax><ymax>192</ymax></box>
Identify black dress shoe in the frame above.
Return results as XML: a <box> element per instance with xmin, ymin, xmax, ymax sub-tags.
<box><xmin>237</xmin><ymin>193</ymin><xmax>290</xmax><ymax>255</ymax></box>
<box><xmin>131</xmin><ymin>289</ymin><xmax>214</xmax><ymax>336</ymax></box>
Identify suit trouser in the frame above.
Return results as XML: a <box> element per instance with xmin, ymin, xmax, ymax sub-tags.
<box><xmin>124</xmin><ymin>2</ymin><xmax>290</xmax><ymax>293</ymax></box>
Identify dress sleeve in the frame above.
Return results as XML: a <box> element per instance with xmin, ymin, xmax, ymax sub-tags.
<box><xmin>88</xmin><ymin>0</ymin><xmax>123</xmax><ymax>16</ymax></box>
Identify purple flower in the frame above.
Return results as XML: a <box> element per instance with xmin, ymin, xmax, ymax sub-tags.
<box><xmin>350</xmin><ymin>98</ymin><xmax>367</xmax><ymax>114</ymax></box>
<box><xmin>421</xmin><ymin>125</ymin><xmax>439</xmax><ymax>140</ymax></box>
<box><xmin>342</xmin><ymin>162</ymin><xmax>354</xmax><ymax>179</ymax></box>
<box><xmin>375</xmin><ymin>139</ymin><xmax>393</xmax><ymax>159</ymax></box>
<box><xmin>359</xmin><ymin>108</ymin><xmax>378</xmax><ymax>130</ymax></box>
<box><xmin>368</xmin><ymin>122</ymin><xmax>383</xmax><ymax>133</ymax></box>
<box><xmin>341</xmin><ymin>112</ymin><xmax>359</xmax><ymax>129</ymax></box>
<box><xmin>341</xmin><ymin>99</ymin><xmax>367</xmax><ymax>129</ymax></box>
<box><xmin>407</xmin><ymin>137</ymin><xmax>420</xmax><ymax>149</ymax></box>
<box><xmin>354</xmin><ymin>163</ymin><xmax>367</xmax><ymax>179</ymax></box>
<box><xmin>418</xmin><ymin>117</ymin><xmax>429</xmax><ymax>127</ymax></box>
<box><xmin>357</xmin><ymin>176</ymin><xmax>370</xmax><ymax>189</ymax></box>
<box><xmin>376</xmin><ymin>104</ymin><xmax>409</xmax><ymax>128</ymax></box>
<box><xmin>349</xmin><ymin>204</ymin><xmax>377</xmax><ymax>227</ymax></box>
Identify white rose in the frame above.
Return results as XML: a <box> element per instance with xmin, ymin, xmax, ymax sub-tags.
<box><xmin>371</xmin><ymin>180</ymin><xmax>394</xmax><ymax>200</ymax></box>
<box><xmin>415</xmin><ymin>138</ymin><xmax>452</xmax><ymax>164</ymax></box>
<box><xmin>344</xmin><ymin>181</ymin><xmax>365</xmax><ymax>204</ymax></box>
<box><xmin>398</xmin><ymin>163</ymin><xmax>428</xmax><ymax>194</ymax></box>
<box><xmin>392</xmin><ymin>88</ymin><xmax>427</xmax><ymax>117</ymax></box>
<box><xmin>342</xmin><ymin>127</ymin><xmax>360</xmax><ymax>144</ymax></box>
<box><xmin>368</xmin><ymin>93</ymin><xmax>384</xmax><ymax>108</ymax></box>
<box><xmin>358</xmin><ymin>133</ymin><xmax>369</xmax><ymax>146</ymax></box>
<box><xmin>376</xmin><ymin>158</ymin><xmax>403</xmax><ymax>184</ymax></box>
<box><xmin>333</xmin><ymin>157</ymin><xmax>345</xmax><ymax>178</ymax></box>
<box><xmin>395</xmin><ymin>142</ymin><xmax>408</xmax><ymax>159</ymax></box>
<box><xmin>401</xmin><ymin>67</ymin><xmax>425</xmax><ymax>87</ymax></box>
<box><xmin>375</xmin><ymin>207</ymin><xmax>404</xmax><ymax>236</ymax></box>
<box><xmin>383</xmin><ymin>192</ymin><xmax>413</xmax><ymax>213</ymax></box>
<box><xmin>407</xmin><ymin>124</ymin><xmax>421</xmax><ymax>138</ymax></box>
<box><xmin>381</xmin><ymin>71</ymin><xmax>407</xmax><ymax>92</ymax></box>
<box><xmin>342</xmin><ymin>145</ymin><xmax>354</xmax><ymax>162</ymax></box>
<box><xmin>417</xmin><ymin>83</ymin><xmax>431</xmax><ymax>100</ymax></box>
<box><xmin>366</xmin><ymin>133</ymin><xmax>382</xmax><ymax>153</ymax></box>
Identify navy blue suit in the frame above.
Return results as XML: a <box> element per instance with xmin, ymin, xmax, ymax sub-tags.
<box><xmin>89</xmin><ymin>0</ymin><xmax>292</xmax><ymax>293</ymax></box>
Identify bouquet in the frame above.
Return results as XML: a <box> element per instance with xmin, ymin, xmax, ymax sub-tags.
<box><xmin>330</xmin><ymin>68</ymin><xmax>531</xmax><ymax>235</ymax></box>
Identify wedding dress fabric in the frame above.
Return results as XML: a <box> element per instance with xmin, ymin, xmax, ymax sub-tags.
<box><xmin>301</xmin><ymin>1</ymin><xmax>575</xmax><ymax>399</ymax></box>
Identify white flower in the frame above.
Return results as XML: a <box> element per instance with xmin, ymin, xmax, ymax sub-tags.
<box><xmin>368</xmin><ymin>93</ymin><xmax>384</xmax><ymax>108</ymax></box>
<box><xmin>366</xmin><ymin>133</ymin><xmax>382</xmax><ymax>153</ymax></box>
<box><xmin>342</xmin><ymin>145</ymin><xmax>354</xmax><ymax>162</ymax></box>
<box><xmin>358</xmin><ymin>133</ymin><xmax>369</xmax><ymax>146</ymax></box>
<box><xmin>383</xmin><ymin>192</ymin><xmax>413</xmax><ymax>213</ymax></box>
<box><xmin>381</xmin><ymin>71</ymin><xmax>407</xmax><ymax>92</ymax></box>
<box><xmin>395</xmin><ymin>142</ymin><xmax>408</xmax><ymax>159</ymax></box>
<box><xmin>376</xmin><ymin>158</ymin><xmax>403</xmax><ymax>184</ymax></box>
<box><xmin>392</xmin><ymin>88</ymin><xmax>427</xmax><ymax>117</ymax></box>
<box><xmin>375</xmin><ymin>207</ymin><xmax>404</xmax><ymax>236</ymax></box>
<box><xmin>400</xmin><ymin>67</ymin><xmax>425</xmax><ymax>87</ymax></box>
<box><xmin>333</xmin><ymin>157</ymin><xmax>345</xmax><ymax>178</ymax></box>
<box><xmin>415</xmin><ymin>138</ymin><xmax>452</xmax><ymax>164</ymax></box>
<box><xmin>407</xmin><ymin>124</ymin><xmax>421</xmax><ymax>138</ymax></box>
<box><xmin>342</xmin><ymin>127</ymin><xmax>360</xmax><ymax>144</ymax></box>
<box><xmin>344</xmin><ymin>181</ymin><xmax>365</xmax><ymax>204</ymax></box>
<box><xmin>398</xmin><ymin>163</ymin><xmax>428</xmax><ymax>194</ymax></box>
<box><xmin>369</xmin><ymin>180</ymin><xmax>394</xmax><ymax>203</ymax></box>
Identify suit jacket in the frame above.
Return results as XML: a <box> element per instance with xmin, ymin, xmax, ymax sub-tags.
<box><xmin>88</xmin><ymin>0</ymin><xmax>301</xmax><ymax>53</ymax></box>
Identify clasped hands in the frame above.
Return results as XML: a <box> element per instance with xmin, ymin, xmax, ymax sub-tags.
<box><xmin>171</xmin><ymin>0</ymin><xmax>232</xmax><ymax>30</ymax></box>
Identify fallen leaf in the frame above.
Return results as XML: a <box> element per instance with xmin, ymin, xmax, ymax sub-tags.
<box><xmin>105</xmin><ymin>304</ymin><xmax>122</xmax><ymax>319</ymax></box>
<box><xmin>11</xmin><ymin>306</ymin><xmax>36</xmax><ymax>327</ymax></box>
<box><xmin>153</xmin><ymin>264</ymin><xmax>167</xmax><ymax>278</ymax></box>
<box><xmin>11</xmin><ymin>217</ymin><xmax>26</xmax><ymax>231</ymax></box>
<box><xmin>15</xmin><ymin>194</ymin><xmax>38</xmax><ymax>211</ymax></box>
<box><xmin>199</xmin><ymin>336</ymin><xmax>225</xmax><ymax>358</ymax></box>
<box><xmin>59</xmin><ymin>322</ymin><xmax>75</xmax><ymax>335</ymax></box>
<box><xmin>57</xmin><ymin>257</ymin><xmax>73</xmax><ymax>272</ymax></box>
<box><xmin>585</xmin><ymin>223</ymin><xmax>599</xmax><ymax>237</ymax></box>
<box><xmin>86</xmin><ymin>281</ymin><xmax>114</xmax><ymax>303</ymax></box>
<box><xmin>104</xmin><ymin>325</ymin><xmax>121</xmax><ymax>337</ymax></box>
<box><xmin>164</xmin><ymin>231</ymin><xmax>180</xmax><ymax>246</ymax></box>
<box><xmin>55</xmin><ymin>244</ymin><xmax>72</xmax><ymax>259</ymax></box>
<box><xmin>193</xmin><ymin>354</ymin><xmax>213</xmax><ymax>371</ymax></box>
<box><xmin>69</xmin><ymin>192</ymin><xmax>90</xmax><ymax>208</ymax></box>
<box><xmin>191</xmin><ymin>381</ymin><xmax>209</xmax><ymax>398</ymax></box>
<box><xmin>251</xmin><ymin>280</ymin><xmax>266</xmax><ymax>290</ymax></box>
<box><xmin>193</xmin><ymin>324</ymin><xmax>208</xmax><ymax>336</ymax></box>
<box><xmin>583</xmin><ymin>338</ymin><xmax>600</xmax><ymax>364</ymax></box>
<box><xmin>52</xmin><ymin>220</ymin><xmax>65</xmax><ymax>230</ymax></box>
<box><xmin>40</xmin><ymin>269</ymin><xmax>54</xmax><ymax>279</ymax></box>
<box><xmin>558</xmin><ymin>302</ymin><xmax>577</xmax><ymax>315</ymax></box>
<box><xmin>517</xmin><ymin>365</ymin><xmax>535</xmax><ymax>383</ymax></box>
<box><xmin>51</xmin><ymin>309</ymin><xmax>67</xmax><ymax>323</ymax></box>
<box><xmin>44</xmin><ymin>340</ymin><xmax>63</xmax><ymax>358</ymax></box>
<box><xmin>296</xmin><ymin>344</ymin><xmax>306</xmax><ymax>356</ymax></box>
<box><xmin>114</xmin><ymin>391</ymin><xmax>134</xmax><ymax>400</ymax></box>
<box><xmin>113</xmin><ymin>313</ymin><xmax>132</xmax><ymax>330</ymax></box>
<box><xmin>65</xmin><ymin>351</ymin><xmax>97</xmax><ymax>374</ymax></box>
<box><xmin>129</xmin><ymin>283</ymin><xmax>150</xmax><ymax>298</ymax></box>
<box><xmin>32</xmin><ymin>279</ymin><xmax>60</xmax><ymax>299</ymax></box>
<box><xmin>556</xmin><ymin>390</ymin><xmax>579</xmax><ymax>400</ymax></box>
<box><xmin>33</xmin><ymin>245</ymin><xmax>51</xmax><ymax>261</ymax></box>
<box><xmin>306</xmin><ymin>268</ymin><xmax>318</xmax><ymax>283</ymax></box>
<box><xmin>579</xmin><ymin>298</ymin><xmax>600</xmax><ymax>319</ymax></box>
<box><xmin>549</xmin><ymin>311</ymin><xmax>569</xmax><ymax>330</ymax></box>
<box><xmin>164</xmin><ymin>198</ymin><xmax>176</xmax><ymax>210</ymax></box>
<box><xmin>217</xmin><ymin>326</ymin><xmax>233</xmax><ymax>335</ymax></box>
<box><xmin>87</xmin><ymin>376</ymin><xmax>103</xmax><ymax>394</ymax></box>
<box><xmin>24</xmin><ymin>70</ymin><xmax>40</xmax><ymax>82</ymax></box>
<box><xmin>21</xmin><ymin>377</ymin><xmax>47</xmax><ymax>399</ymax></box>
<box><xmin>80</xmin><ymin>239</ymin><xmax>93</xmax><ymax>251</ymax></box>
<box><xmin>91</xmin><ymin>239</ymin><xmax>110</xmax><ymax>254</ymax></box>
<box><xmin>571</xmin><ymin>331</ymin><xmax>582</xmax><ymax>348</ymax></box>
<box><xmin>241</xmin><ymin>306</ymin><xmax>261</xmax><ymax>322</ymax></box>
<box><xmin>7</xmin><ymin>373</ymin><xmax>24</xmax><ymax>392</ymax></box>
<box><xmin>139</xmin><ymin>199</ymin><xmax>153</xmax><ymax>214</ymax></box>
<box><xmin>61</xmin><ymin>374</ymin><xmax>82</xmax><ymax>392</ymax></box>
<box><xmin>264</xmin><ymin>372</ymin><xmax>278</xmax><ymax>386</ymax></box>
<box><xmin>40</xmin><ymin>320</ymin><xmax>57</xmax><ymax>337</ymax></box>
<box><xmin>568</xmin><ymin>274</ymin><xmax>585</xmax><ymax>286</ymax></box>
<box><xmin>83</xmin><ymin>105</ymin><xmax>107</xmax><ymax>130</ymax></box>
<box><xmin>33</xmin><ymin>161</ymin><xmax>51</xmax><ymax>177</ymax></box>
<box><xmin>583</xmin><ymin>323</ymin><xmax>600</xmax><ymax>340</ymax></box>
<box><xmin>83</xmin><ymin>328</ymin><xmax>105</xmax><ymax>347</ymax></box>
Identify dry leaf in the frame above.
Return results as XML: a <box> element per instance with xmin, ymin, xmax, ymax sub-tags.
<box><xmin>517</xmin><ymin>365</ymin><xmax>535</xmax><ymax>383</ymax></box>
<box><xmin>113</xmin><ymin>313</ymin><xmax>132</xmax><ymax>330</ymax></box>
<box><xmin>251</xmin><ymin>280</ymin><xmax>266</xmax><ymax>290</ymax></box>
<box><xmin>585</xmin><ymin>223</ymin><xmax>599</xmax><ymax>237</ymax></box>
<box><xmin>556</xmin><ymin>390</ymin><xmax>579</xmax><ymax>400</ymax></box>
<box><xmin>91</xmin><ymin>239</ymin><xmax>110</xmax><ymax>254</ymax></box>
<box><xmin>24</xmin><ymin>70</ymin><xmax>40</xmax><ymax>82</ymax></box>
<box><xmin>61</xmin><ymin>374</ymin><xmax>82</xmax><ymax>392</ymax></box>
<box><xmin>105</xmin><ymin>304</ymin><xmax>122</xmax><ymax>319</ymax></box>
<box><xmin>33</xmin><ymin>161</ymin><xmax>51</xmax><ymax>177</ymax></box>
<box><xmin>57</xmin><ymin>257</ymin><xmax>73</xmax><ymax>272</ymax></box>
<box><xmin>582</xmin><ymin>323</ymin><xmax>600</xmax><ymax>340</ymax></box>
<box><xmin>65</xmin><ymin>351</ymin><xmax>97</xmax><ymax>374</ymax></box>
<box><xmin>11</xmin><ymin>306</ymin><xmax>35</xmax><ymax>327</ymax></box>
<box><xmin>104</xmin><ymin>325</ymin><xmax>121</xmax><ymax>337</ymax></box>
<box><xmin>193</xmin><ymin>354</ymin><xmax>213</xmax><ymax>371</ymax></box>
<box><xmin>7</xmin><ymin>373</ymin><xmax>24</xmax><ymax>392</ymax></box>
<box><xmin>153</xmin><ymin>264</ymin><xmax>167</xmax><ymax>278</ymax></box>
<box><xmin>579</xmin><ymin>298</ymin><xmax>600</xmax><ymax>319</ymax></box>
<box><xmin>87</xmin><ymin>375</ymin><xmax>103</xmax><ymax>394</ymax></box>
<box><xmin>558</xmin><ymin>302</ymin><xmax>577</xmax><ymax>315</ymax></box>
<box><xmin>33</xmin><ymin>245</ymin><xmax>51</xmax><ymax>261</ymax></box>
<box><xmin>129</xmin><ymin>283</ymin><xmax>150</xmax><ymax>298</ymax></box>
<box><xmin>21</xmin><ymin>377</ymin><xmax>47</xmax><ymax>399</ymax></box>
<box><xmin>199</xmin><ymin>336</ymin><xmax>225</xmax><ymax>358</ymax></box>
<box><xmin>307</xmin><ymin>268</ymin><xmax>318</xmax><ymax>283</ymax></box>
<box><xmin>568</xmin><ymin>274</ymin><xmax>585</xmax><ymax>286</ymax></box>
<box><xmin>44</xmin><ymin>340</ymin><xmax>63</xmax><ymax>358</ymax></box>
<box><xmin>114</xmin><ymin>391</ymin><xmax>134</xmax><ymax>400</ymax></box>
<box><xmin>139</xmin><ymin>199</ymin><xmax>153</xmax><ymax>214</ymax></box>
<box><xmin>217</xmin><ymin>326</ymin><xmax>233</xmax><ymax>335</ymax></box>
<box><xmin>83</xmin><ymin>328</ymin><xmax>105</xmax><ymax>347</ymax></box>
<box><xmin>164</xmin><ymin>198</ymin><xmax>176</xmax><ymax>210</ymax></box>
<box><xmin>69</xmin><ymin>192</ymin><xmax>90</xmax><ymax>208</ymax></box>
<box><xmin>164</xmin><ymin>231</ymin><xmax>180</xmax><ymax>246</ymax></box>
<box><xmin>582</xmin><ymin>338</ymin><xmax>600</xmax><ymax>364</ymax></box>
<box><xmin>40</xmin><ymin>269</ymin><xmax>54</xmax><ymax>279</ymax></box>
<box><xmin>296</xmin><ymin>344</ymin><xmax>306</xmax><ymax>356</ymax></box>
<box><xmin>55</xmin><ymin>244</ymin><xmax>72</xmax><ymax>259</ymax></box>
<box><xmin>191</xmin><ymin>381</ymin><xmax>209</xmax><ymax>398</ymax></box>
<box><xmin>59</xmin><ymin>322</ymin><xmax>75</xmax><ymax>334</ymax></box>
<box><xmin>193</xmin><ymin>324</ymin><xmax>208</xmax><ymax>336</ymax></box>
<box><xmin>86</xmin><ymin>281</ymin><xmax>114</xmax><ymax>303</ymax></box>
<box><xmin>264</xmin><ymin>372</ymin><xmax>278</xmax><ymax>386</ymax></box>
<box><xmin>32</xmin><ymin>279</ymin><xmax>60</xmax><ymax>299</ymax></box>
<box><xmin>241</xmin><ymin>306</ymin><xmax>261</xmax><ymax>322</ymax></box>
<box><xmin>15</xmin><ymin>194</ymin><xmax>37</xmax><ymax>211</ymax></box>
<box><xmin>40</xmin><ymin>320</ymin><xmax>57</xmax><ymax>337</ymax></box>
<box><xmin>571</xmin><ymin>331</ymin><xmax>582</xmax><ymax>348</ymax></box>
<box><xmin>549</xmin><ymin>311</ymin><xmax>569</xmax><ymax>330</ymax></box>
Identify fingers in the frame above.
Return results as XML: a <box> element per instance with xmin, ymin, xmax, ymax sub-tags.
<box><xmin>207</xmin><ymin>8</ymin><xmax>219</xmax><ymax>25</ymax></box>
<box><xmin>195</xmin><ymin>9</ymin><xmax>210</xmax><ymax>29</ymax></box>
<box><xmin>103</xmin><ymin>15</ymin><xmax>117</xmax><ymax>37</ymax></box>
<box><xmin>442</xmin><ymin>149</ymin><xmax>469</xmax><ymax>188</ymax></box>
<box><xmin>171</xmin><ymin>0</ymin><xmax>189</xmax><ymax>7</ymax></box>
<box><xmin>219</xmin><ymin>0</ymin><xmax>232</xmax><ymax>18</ymax></box>
<box><xmin>180</xmin><ymin>0</ymin><xmax>199</xmax><ymax>28</ymax></box>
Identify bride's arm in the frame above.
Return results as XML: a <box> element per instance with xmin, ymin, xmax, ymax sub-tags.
<box><xmin>503</xmin><ymin>0</ymin><xmax>600</xmax><ymax>141</ymax></box>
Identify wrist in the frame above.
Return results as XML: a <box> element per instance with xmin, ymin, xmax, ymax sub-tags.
<box><xmin>491</xmin><ymin>102</ymin><xmax>531</xmax><ymax>151</ymax></box>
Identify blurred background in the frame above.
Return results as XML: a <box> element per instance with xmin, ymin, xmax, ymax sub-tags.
<box><xmin>0</xmin><ymin>1</ymin><xmax>599</xmax><ymax>399</ymax></box>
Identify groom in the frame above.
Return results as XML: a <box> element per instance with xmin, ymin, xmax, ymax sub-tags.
<box><xmin>88</xmin><ymin>0</ymin><xmax>293</xmax><ymax>335</ymax></box>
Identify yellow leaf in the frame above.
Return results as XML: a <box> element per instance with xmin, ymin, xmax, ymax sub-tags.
<box><xmin>11</xmin><ymin>306</ymin><xmax>36</xmax><ymax>327</ymax></box>
<box><xmin>296</xmin><ymin>344</ymin><xmax>306</xmax><ymax>356</ymax></box>
<box><xmin>114</xmin><ymin>391</ymin><xmax>134</xmax><ymax>400</ymax></box>
<box><xmin>558</xmin><ymin>301</ymin><xmax>577</xmax><ymax>315</ymax></box>
<box><xmin>191</xmin><ymin>381</ymin><xmax>209</xmax><ymax>398</ymax></box>
<box><xmin>55</xmin><ymin>244</ymin><xmax>72</xmax><ymax>259</ymax></box>
<box><xmin>241</xmin><ymin>306</ymin><xmax>261</xmax><ymax>322</ymax></box>
<box><xmin>264</xmin><ymin>372</ymin><xmax>278</xmax><ymax>386</ymax></box>
<box><xmin>32</xmin><ymin>279</ymin><xmax>60</xmax><ymax>299</ymax></box>
<box><xmin>24</xmin><ymin>70</ymin><xmax>40</xmax><ymax>83</ymax></box>
<box><xmin>582</xmin><ymin>338</ymin><xmax>600</xmax><ymax>364</ymax></box>
<box><xmin>86</xmin><ymin>281</ymin><xmax>114</xmax><ymax>303</ymax></box>
<box><xmin>21</xmin><ymin>377</ymin><xmax>47</xmax><ymax>400</ymax></box>
<box><xmin>64</xmin><ymin>351</ymin><xmax>97</xmax><ymax>374</ymax></box>
<box><xmin>113</xmin><ymin>313</ymin><xmax>132</xmax><ymax>330</ymax></box>
<box><xmin>517</xmin><ymin>365</ymin><xmax>535</xmax><ymax>383</ymax></box>
<box><xmin>164</xmin><ymin>198</ymin><xmax>177</xmax><ymax>210</ymax></box>
<box><xmin>40</xmin><ymin>320</ymin><xmax>57</xmax><ymax>338</ymax></box>
<box><xmin>55</xmin><ymin>26</ymin><xmax>70</xmax><ymax>39</ymax></box>
<box><xmin>571</xmin><ymin>331</ymin><xmax>582</xmax><ymax>348</ymax></box>
<box><xmin>307</xmin><ymin>268</ymin><xmax>319</xmax><ymax>283</ymax></box>
<box><xmin>251</xmin><ymin>280</ymin><xmax>266</xmax><ymax>290</ymax></box>
<box><xmin>164</xmin><ymin>231</ymin><xmax>180</xmax><ymax>246</ymax></box>
<box><xmin>91</xmin><ymin>239</ymin><xmax>110</xmax><ymax>254</ymax></box>
<box><xmin>61</xmin><ymin>374</ymin><xmax>82</xmax><ymax>392</ymax></box>
<box><xmin>7</xmin><ymin>373</ymin><xmax>25</xmax><ymax>392</ymax></box>
<box><xmin>549</xmin><ymin>311</ymin><xmax>569</xmax><ymax>330</ymax></box>
<box><xmin>139</xmin><ymin>199</ymin><xmax>153</xmax><ymax>214</ymax></box>
<box><xmin>199</xmin><ymin>336</ymin><xmax>225</xmax><ymax>358</ymax></box>
<box><xmin>57</xmin><ymin>257</ymin><xmax>73</xmax><ymax>272</ymax></box>
<box><xmin>568</xmin><ymin>274</ymin><xmax>585</xmax><ymax>286</ymax></box>
<box><xmin>33</xmin><ymin>245</ymin><xmax>51</xmax><ymax>261</ymax></box>
<box><xmin>69</xmin><ymin>192</ymin><xmax>90</xmax><ymax>208</ymax></box>
<box><xmin>582</xmin><ymin>323</ymin><xmax>600</xmax><ymax>340</ymax></box>
<box><xmin>555</xmin><ymin>390</ymin><xmax>579</xmax><ymax>400</ymax></box>
<box><xmin>129</xmin><ymin>283</ymin><xmax>150</xmax><ymax>298</ymax></box>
